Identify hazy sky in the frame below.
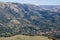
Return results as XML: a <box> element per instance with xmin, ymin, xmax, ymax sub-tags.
<box><xmin>0</xmin><ymin>0</ymin><xmax>60</xmax><ymax>5</ymax></box>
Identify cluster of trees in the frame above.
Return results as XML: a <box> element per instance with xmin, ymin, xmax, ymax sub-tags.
<box><xmin>0</xmin><ymin>25</ymin><xmax>37</xmax><ymax>37</ymax></box>
<box><xmin>48</xmin><ymin>34</ymin><xmax>60</xmax><ymax>40</ymax></box>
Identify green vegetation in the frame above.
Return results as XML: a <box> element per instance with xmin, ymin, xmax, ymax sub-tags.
<box><xmin>0</xmin><ymin>2</ymin><xmax>60</xmax><ymax>40</ymax></box>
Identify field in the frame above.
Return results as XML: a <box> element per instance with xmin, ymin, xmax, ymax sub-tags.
<box><xmin>0</xmin><ymin>35</ymin><xmax>52</xmax><ymax>40</ymax></box>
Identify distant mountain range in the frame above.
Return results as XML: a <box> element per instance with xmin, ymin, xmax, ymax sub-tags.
<box><xmin>0</xmin><ymin>2</ymin><xmax>60</xmax><ymax>37</ymax></box>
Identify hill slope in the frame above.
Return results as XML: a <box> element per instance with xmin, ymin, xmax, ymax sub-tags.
<box><xmin>0</xmin><ymin>35</ymin><xmax>52</xmax><ymax>40</ymax></box>
<box><xmin>0</xmin><ymin>2</ymin><xmax>60</xmax><ymax>37</ymax></box>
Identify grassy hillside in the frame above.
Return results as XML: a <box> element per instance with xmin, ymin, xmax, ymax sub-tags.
<box><xmin>0</xmin><ymin>35</ymin><xmax>52</xmax><ymax>40</ymax></box>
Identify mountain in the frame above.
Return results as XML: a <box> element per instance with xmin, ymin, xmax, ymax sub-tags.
<box><xmin>0</xmin><ymin>2</ymin><xmax>60</xmax><ymax>37</ymax></box>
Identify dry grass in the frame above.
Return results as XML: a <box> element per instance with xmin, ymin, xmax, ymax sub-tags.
<box><xmin>0</xmin><ymin>35</ymin><xmax>52</xmax><ymax>40</ymax></box>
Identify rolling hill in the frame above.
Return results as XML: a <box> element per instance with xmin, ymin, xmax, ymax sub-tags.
<box><xmin>0</xmin><ymin>2</ymin><xmax>60</xmax><ymax>38</ymax></box>
<box><xmin>0</xmin><ymin>35</ymin><xmax>52</xmax><ymax>40</ymax></box>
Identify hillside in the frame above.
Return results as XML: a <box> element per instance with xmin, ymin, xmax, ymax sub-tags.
<box><xmin>0</xmin><ymin>35</ymin><xmax>52</xmax><ymax>40</ymax></box>
<box><xmin>0</xmin><ymin>2</ymin><xmax>60</xmax><ymax>37</ymax></box>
